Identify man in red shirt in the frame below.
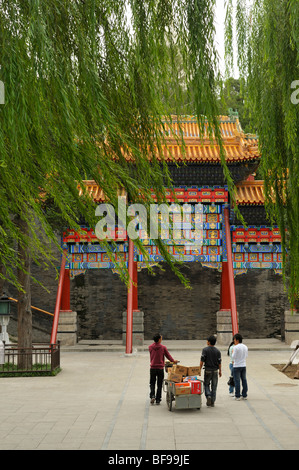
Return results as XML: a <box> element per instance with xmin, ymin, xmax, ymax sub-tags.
<box><xmin>149</xmin><ymin>334</ymin><xmax>178</xmax><ymax>405</ymax></box>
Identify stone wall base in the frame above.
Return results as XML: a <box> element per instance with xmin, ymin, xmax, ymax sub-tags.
<box><xmin>284</xmin><ymin>310</ymin><xmax>299</xmax><ymax>345</ymax></box>
<box><xmin>216</xmin><ymin>310</ymin><xmax>238</xmax><ymax>346</ymax></box>
<box><xmin>122</xmin><ymin>310</ymin><xmax>144</xmax><ymax>347</ymax></box>
<box><xmin>57</xmin><ymin>311</ymin><xmax>77</xmax><ymax>346</ymax></box>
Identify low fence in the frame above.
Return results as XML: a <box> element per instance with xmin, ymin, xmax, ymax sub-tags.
<box><xmin>0</xmin><ymin>342</ymin><xmax>60</xmax><ymax>376</ymax></box>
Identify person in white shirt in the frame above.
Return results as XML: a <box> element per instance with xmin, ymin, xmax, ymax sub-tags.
<box><xmin>232</xmin><ymin>333</ymin><xmax>248</xmax><ymax>400</ymax></box>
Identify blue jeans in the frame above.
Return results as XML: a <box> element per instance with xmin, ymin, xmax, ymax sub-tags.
<box><xmin>204</xmin><ymin>369</ymin><xmax>218</xmax><ymax>403</ymax></box>
<box><xmin>229</xmin><ymin>363</ymin><xmax>234</xmax><ymax>394</ymax></box>
<box><xmin>233</xmin><ymin>366</ymin><xmax>248</xmax><ymax>398</ymax></box>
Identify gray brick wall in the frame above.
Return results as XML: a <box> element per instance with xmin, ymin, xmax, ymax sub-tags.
<box><xmin>70</xmin><ymin>263</ymin><xmax>288</xmax><ymax>340</ymax></box>
<box><xmin>6</xmin><ymin>257</ymin><xmax>289</xmax><ymax>341</ymax></box>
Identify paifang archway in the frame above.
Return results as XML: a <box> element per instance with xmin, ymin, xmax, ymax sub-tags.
<box><xmin>50</xmin><ymin>115</ymin><xmax>282</xmax><ymax>352</ymax></box>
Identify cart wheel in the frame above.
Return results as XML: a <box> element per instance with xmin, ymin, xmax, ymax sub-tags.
<box><xmin>166</xmin><ymin>391</ymin><xmax>173</xmax><ymax>411</ymax></box>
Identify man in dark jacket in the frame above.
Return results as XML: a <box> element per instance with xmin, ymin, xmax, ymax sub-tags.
<box><xmin>199</xmin><ymin>335</ymin><xmax>222</xmax><ymax>407</ymax></box>
<box><xmin>149</xmin><ymin>334</ymin><xmax>178</xmax><ymax>405</ymax></box>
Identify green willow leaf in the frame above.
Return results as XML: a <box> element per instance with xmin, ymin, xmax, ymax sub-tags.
<box><xmin>0</xmin><ymin>0</ymin><xmax>232</xmax><ymax>289</ymax></box>
<box><xmin>225</xmin><ymin>0</ymin><xmax>299</xmax><ymax>308</ymax></box>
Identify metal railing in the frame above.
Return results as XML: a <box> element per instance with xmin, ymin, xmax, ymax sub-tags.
<box><xmin>0</xmin><ymin>342</ymin><xmax>60</xmax><ymax>376</ymax></box>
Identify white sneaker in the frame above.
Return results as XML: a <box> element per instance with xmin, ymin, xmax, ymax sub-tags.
<box><xmin>229</xmin><ymin>393</ymin><xmax>234</xmax><ymax>397</ymax></box>
<box><xmin>235</xmin><ymin>397</ymin><xmax>242</xmax><ymax>401</ymax></box>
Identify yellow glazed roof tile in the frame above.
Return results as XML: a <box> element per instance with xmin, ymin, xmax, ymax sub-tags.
<box><xmin>79</xmin><ymin>180</ymin><xmax>266</xmax><ymax>205</ymax></box>
<box><xmin>120</xmin><ymin>116</ymin><xmax>260</xmax><ymax>163</ymax></box>
<box><xmin>236</xmin><ymin>181</ymin><xmax>265</xmax><ymax>205</ymax></box>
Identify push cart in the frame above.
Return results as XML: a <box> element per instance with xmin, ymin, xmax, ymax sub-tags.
<box><xmin>163</xmin><ymin>378</ymin><xmax>204</xmax><ymax>411</ymax></box>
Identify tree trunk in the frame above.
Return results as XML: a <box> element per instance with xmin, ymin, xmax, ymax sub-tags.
<box><xmin>17</xmin><ymin>217</ymin><xmax>32</xmax><ymax>370</ymax></box>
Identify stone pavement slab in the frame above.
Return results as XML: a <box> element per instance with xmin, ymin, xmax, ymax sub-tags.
<box><xmin>0</xmin><ymin>341</ymin><xmax>298</xmax><ymax>451</ymax></box>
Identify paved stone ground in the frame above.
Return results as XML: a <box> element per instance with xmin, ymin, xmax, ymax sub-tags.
<box><xmin>0</xmin><ymin>339</ymin><xmax>298</xmax><ymax>450</ymax></box>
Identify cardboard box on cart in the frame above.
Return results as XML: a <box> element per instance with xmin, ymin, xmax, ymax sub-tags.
<box><xmin>188</xmin><ymin>366</ymin><xmax>201</xmax><ymax>376</ymax></box>
<box><xmin>188</xmin><ymin>380</ymin><xmax>202</xmax><ymax>394</ymax></box>
<box><xmin>175</xmin><ymin>383</ymin><xmax>191</xmax><ymax>395</ymax></box>
<box><xmin>167</xmin><ymin>369</ymin><xmax>183</xmax><ymax>383</ymax></box>
<box><xmin>173</xmin><ymin>364</ymin><xmax>188</xmax><ymax>377</ymax></box>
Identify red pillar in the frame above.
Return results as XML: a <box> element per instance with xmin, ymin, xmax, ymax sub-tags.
<box><xmin>223</xmin><ymin>207</ymin><xmax>239</xmax><ymax>336</ymax></box>
<box><xmin>50</xmin><ymin>250</ymin><xmax>67</xmax><ymax>345</ymax></box>
<box><xmin>126</xmin><ymin>238</ymin><xmax>134</xmax><ymax>354</ymax></box>
<box><xmin>132</xmin><ymin>261</ymin><xmax>138</xmax><ymax>311</ymax></box>
<box><xmin>220</xmin><ymin>261</ymin><xmax>231</xmax><ymax>310</ymax></box>
<box><xmin>60</xmin><ymin>269</ymin><xmax>71</xmax><ymax>311</ymax></box>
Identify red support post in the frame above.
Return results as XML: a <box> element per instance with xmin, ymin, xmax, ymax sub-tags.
<box><xmin>223</xmin><ymin>207</ymin><xmax>239</xmax><ymax>336</ymax></box>
<box><xmin>220</xmin><ymin>261</ymin><xmax>231</xmax><ymax>310</ymax></box>
<box><xmin>132</xmin><ymin>261</ymin><xmax>138</xmax><ymax>312</ymax></box>
<box><xmin>60</xmin><ymin>269</ymin><xmax>71</xmax><ymax>311</ymax></box>
<box><xmin>50</xmin><ymin>250</ymin><xmax>67</xmax><ymax>345</ymax></box>
<box><xmin>126</xmin><ymin>238</ymin><xmax>134</xmax><ymax>354</ymax></box>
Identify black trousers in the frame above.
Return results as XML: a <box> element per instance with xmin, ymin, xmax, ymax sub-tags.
<box><xmin>150</xmin><ymin>368</ymin><xmax>164</xmax><ymax>402</ymax></box>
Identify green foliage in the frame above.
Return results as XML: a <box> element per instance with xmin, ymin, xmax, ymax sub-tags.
<box><xmin>0</xmin><ymin>363</ymin><xmax>61</xmax><ymax>377</ymax></box>
<box><xmin>0</xmin><ymin>0</ymin><xmax>236</xmax><ymax>288</ymax></box>
<box><xmin>217</xmin><ymin>77</ymin><xmax>256</xmax><ymax>133</ymax></box>
<box><xmin>225</xmin><ymin>0</ymin><xmax>299</xmax><ymax>307</ymax></box>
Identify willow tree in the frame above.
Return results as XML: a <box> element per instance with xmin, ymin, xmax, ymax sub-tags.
<box><xmin>0</xmin><ymin>0</ymin><xmax>233</xmax><ymax>348</ymax></box>
<box><xmin>225</xmin><ymin>0</ymin><xmax>299</xmax><ymax>307</ymax></box>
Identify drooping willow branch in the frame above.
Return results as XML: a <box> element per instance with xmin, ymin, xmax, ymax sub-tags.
<box><xmin>0</xmin><ymin>0</ymin><xmax>235</xmax><ymax>288</ymax></box>
<box><xmin>225</xmin><ymin>0</ymin><xmax>299</xmax><ymax>307</ymax></box>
